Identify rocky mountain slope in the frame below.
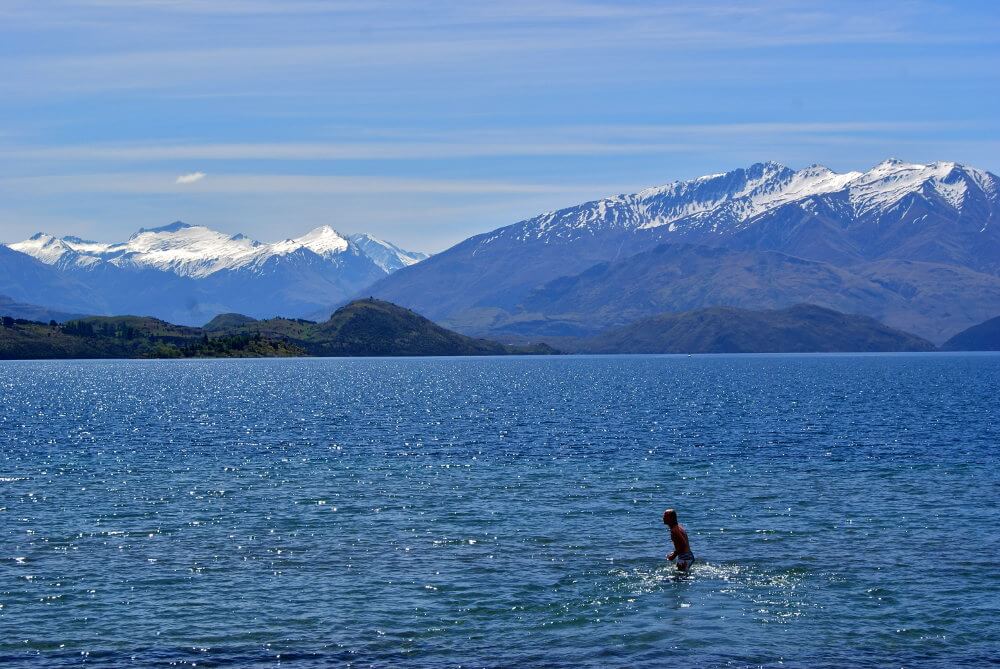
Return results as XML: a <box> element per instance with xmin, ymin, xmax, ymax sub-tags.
<box><xmin>348</xmin><ymin>233</ymin><xmax>428</xmax><ymax>272</ymax></box>
<box><xmin>370</xmin><ymin>159</ymin><xmax>1000</xmax><ymax>343</ymax></box>
<box><xmin>499</xmin><ymin>244</ymin><xmax>1000</xmax><ymax>343</ymax></box>
<box><xmin>0</xmin><ymin>245</ymin><xmax>104</xmax><ymax>314</ymax></box>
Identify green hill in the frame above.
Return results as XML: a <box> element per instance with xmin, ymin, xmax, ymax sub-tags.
<box><xmin>215</xmin><ymin>299</ymin><xmax>555</xmax><ymax>357</ymax></box>
<box><xmin>941</xmin><ymin>315</ymin><xmax>1000</xmax><ymax>351</ymax></box>
<box><xmin>203</xmin><ymin>313</ymin><xmax>259</xmax><ymax>331</ymax></box>
<box><xmin>575</xmin><ymin>304</ymin><xmax>936</xmax><ymax>354</ymax></box>
<box><xmin>0</xmin><ymin>300</ymin><xmax>555</xmax><ymax>360</ymax></box>
<box><xmin>308</xmin><ymin>299</ymin><xmax>545</xmax><ymax>356</ymax></box>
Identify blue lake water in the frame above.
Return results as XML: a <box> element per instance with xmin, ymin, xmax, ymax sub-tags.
<box><xmin>1</xmin><ymin>354</ymin><xmax>998</xmax><ymax>667</ymax></box>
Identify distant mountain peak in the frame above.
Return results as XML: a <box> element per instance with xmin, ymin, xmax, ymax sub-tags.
<box><xmin>348</xmin><ymin>232</ymin><xmax>429</xmax><ymax>273</ymax></box>
<box><xmin>747</xmin><ymin>160</ymin><xmax>790</xmax><ymax>174</ymax></box>
<box><xmin>266</xmin><ymin>225</ymin><xmax>350</xmax><ymax>258</ymax></box>
<box><xmin>799</xmin><ymin>164</ymin><xmax>835</xmax><ymax>176</ymax></box>
<box><xmin>7</xmin><ymin>221</ymin><xmax>427</xmax><ymax>284</ymax></box>
<box><xmin>307</xmin><ymin>224</ymin><xmax>338</xmax><ymax>234</ymax></box>
<box><xmin>297</xmin><ymin>224</ymin><xmax>348</xmax><ymax>244</ymax></box>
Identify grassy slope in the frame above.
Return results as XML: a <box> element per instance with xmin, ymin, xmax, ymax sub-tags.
<box><xmin>576</xmin><ymin>304</ymin><xmax>937</xmax><ymax>354</ymax></box>
<box><xmin>941</xmin><ymin>315</ymin><xmax>1000</xmax><ymax>351</ymax></box>
<box><xmin>202</xmin><ymin>313</ymin><xmax>259</xmax><ymax>331</ymax></box>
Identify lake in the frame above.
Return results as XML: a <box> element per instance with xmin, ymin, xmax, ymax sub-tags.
<box><xmin>1</xmin><ymin>355</ymin><xmax>998</xmax><ymax>667</ymax></box>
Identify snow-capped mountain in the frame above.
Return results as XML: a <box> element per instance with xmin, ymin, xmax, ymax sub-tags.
<box><xmin>2</xmin><ymin>222</ymin><xmax>427</xmax><ymax>324</ymax></box>
<box><xmin>489</xmin><ymin>159</ymin><xmax>998</xmax><ymax>245</ymax></box>
<box><xmin>10</xmin><ymin>222</ymin><xmax>422</xmax><ymax>279</ymax></box>
<box><xmin>348</xmin><ymin>233</ymin><xmax>429</xmax><ymax>273</ymax></box>
<box><xmin>370</xmin><ymin>159</ymin><xmax>1000</xmax><ymax>343</ymax></box>
<box><xmin>5</xmin><ymin>159</ymin><xmax>999</xmax><ymax>340</ymax></box>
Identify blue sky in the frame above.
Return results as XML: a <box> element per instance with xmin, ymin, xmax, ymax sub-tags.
<box><xmin>1</xmin><ymin>1</ymin><xmax>998</xmax><ymax>252</ymax></box>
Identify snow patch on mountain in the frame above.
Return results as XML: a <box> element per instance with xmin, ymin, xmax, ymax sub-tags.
<box><xmin>290</xmin><ymin>225</ymin><xmax>350</xmax><ymax>257</ymax></box>
<box><xmin>349</xmin><ymin>233</ymin><xmax>429</xmax><ymax>273</ymax></box>
<box><xmin>111</xmin><ymin>223</ymin><xmax>262</xmax><ymax>276</ymax></box>
<box><xmin>504</xmin><ymin>159</ymin><xmax>999</xmax><ymax>245</ymax></box>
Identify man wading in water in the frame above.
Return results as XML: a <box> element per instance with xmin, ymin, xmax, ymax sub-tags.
<box><xmin>663</xmin><ymin>508</ymin><xmax>695</xmax><ymax>571</ymax></box>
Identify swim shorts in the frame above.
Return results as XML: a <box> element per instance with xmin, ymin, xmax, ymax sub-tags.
<box><xmin>676</xmin><ymin>551</ymin><xmax>695</xmax><ymax>569</ymax></box>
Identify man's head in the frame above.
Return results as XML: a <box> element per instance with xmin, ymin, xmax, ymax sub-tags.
<box><xmin>663</xmin><ymin>509</ymin><xmax>678</xmax><ymax>527</ymax></box>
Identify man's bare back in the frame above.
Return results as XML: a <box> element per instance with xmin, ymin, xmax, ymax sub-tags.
<box><xmin>663</xmin><ymin>508</ymin><xmax>695</xmax><ymax>571</ymax></box>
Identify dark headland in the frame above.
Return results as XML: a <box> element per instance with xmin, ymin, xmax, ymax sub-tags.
<box><xmin>0</xmin><ymin>299</ymin><xmax>555</xmax><ymax>360</ymax></box>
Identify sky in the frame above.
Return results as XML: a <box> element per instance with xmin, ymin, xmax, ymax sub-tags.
<box><xmin>1</xmin><ymin>1</ymin><xmax>999</xmax><ymax>253</ymax></box>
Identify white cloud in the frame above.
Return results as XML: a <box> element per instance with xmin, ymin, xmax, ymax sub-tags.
<box><xmin>175</xmin><ymin>171</ymin><xmax>205</xmax><ymax>184</ymax></box>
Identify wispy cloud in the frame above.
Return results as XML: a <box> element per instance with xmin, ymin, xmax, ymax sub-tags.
<box><xmin>4</xmin><ymin>2</ymin><xmax>994</xmax><ymax>97</ymax></box>
<box><xmin>0</xmin><ymin>173</ymin><xmax>627</xmax><ymax>197</ymax></box>
<box><xmin>4</xmin><ymin>141</ymin><xmax>705</xmax><ymax>162</ymax></box>
<box><xmin>2</xmin><ymin>121</ymin><xmax>973</xmax><ymax>163</ymax></box>
<box><xmin>175</xmin><ymin>171</ymin><xmax>205</xmax><ymax>184</ymax></box>
<box><xmin>63</xmin><ymin>0</ymin><xmax>358</xmax><ymax>14</ymax></box>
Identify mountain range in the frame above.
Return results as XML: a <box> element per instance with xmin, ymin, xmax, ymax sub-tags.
<box><xmin>3</xmin><ymin>158</ymin><xmax>999</xmax><ymax>345</ymax></box>
<box><xmin>369</xmin><ymin>159</ymin><xmax>1000</xmax><ymax>344</ymax></box>
<box><xmin>3</xmin><ymin>223</ymin><xmax>427</xmax><ymax>325</ymax></box>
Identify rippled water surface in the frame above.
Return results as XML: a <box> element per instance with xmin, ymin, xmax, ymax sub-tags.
<box><xmin>1</xmin><ymin>355</ymin><xmax>998</xmax><ymax>667</ymax></box>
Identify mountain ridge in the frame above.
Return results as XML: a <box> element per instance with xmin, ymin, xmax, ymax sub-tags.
<box><xmin>2</xmin><ymin>223</ymin><xmax>428</xmax><ymax>325</ymax></box>
<box><xmin>369</xmin><ymin>158</ymin><xmax>1000</xmax><ymax>343</ymax></box>
<box><xmin>491</xmin><ymin>159</ymin><xmax>997</xmax><ymax>248</ymax></box>
<box><xmin>573</xmin><ymin>304</ymin><xmax>936</xmax><ymax>354</ymax></box>
<box><xmin>9</xmin><ymin>222</ymin><xmax>427</xmax><ymax>279</ymax></box>
<box><xmin>941</xmin><ymin>315</ymin><xmax>1000</xmax><ymax>351</ymax></box>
